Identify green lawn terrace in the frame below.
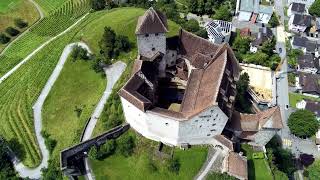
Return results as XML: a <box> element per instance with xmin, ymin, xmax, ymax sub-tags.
<box><xmin>90</xmin><ymin>134</ymin><xmax>208</xmax><ymax>180</ymax></box>
<box><xmin>241</xmin><ymin>144</ymin><xmax>273</xmax><ymax>180</ymax></box>
<box><xmin>289</xmin><ymin>92</ymin><xmax>320</xmax><ymax>108</ymax></box>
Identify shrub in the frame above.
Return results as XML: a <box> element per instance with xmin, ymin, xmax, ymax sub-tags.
<box><xmin>14</xmin><ymin>18</ymin><xmax>28</xmax><ymax>28</ymax></box>
<box><xmin>41</xmin><ymin>131</ymin><xmax>57</xmax><ymax>154</ymax></box>
<box><xmin>288</xmin><ymin>110</ymin><xmax>319</xmax><ymax>138</ymax></box>
<box><xmin>206</xmin><ymin>172</ymin><xmax>236</xmax><ymax>180</ymax></box>
<box><xmin>306</xmin><ymin>159</ymin><xmax>320</xmax><ymax>179</ymax></box>
<box><xmin>269</xmin><ymin>12</ymin><xmax>280</xmax><ymax>28</ymax></box>
<box><xmin>309</xmin><ymin>0</ymin><xmax>320</xmax><ymax>17</ymax></box>
<box><xmin>182</xmin><ymin>19</ymin><xmax>200</xmax><ymax>33</ymax></box>
<box><xmin>253</xmin><ymin>152</ymin><xmax>264</xmax><ymax>159</ymax></box>
<box><xmin>71</xmin><ymin>45</ymin><xmax>89</xmax><ymax>60</ymax></box>
<box><xmin>0</xmin><ymin>33</ymin><xmax>10</xmax><ymax>44</ymax></box>
<box><xmin>91</xmin><ymin>0</ymin><xmax>106</xmax><ymax>11</ymax></box>
<box><xmin>5</xmin><ymin>27</ymin><xmax>20</xmax><ymax>37</ymax></box>
<box><xmin>167</xmin><ymin>157</ymin><xmax>180</xmax><ymax>174</ymax></box>
<box><xmin>117</xmin><ymin>135</ymin><xmax>135</xmax><ymax>157</ymax></box>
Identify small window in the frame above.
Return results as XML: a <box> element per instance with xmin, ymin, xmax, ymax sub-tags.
<box><xmin>172</xmin><ymin>53</ymin><xmax>174</xmax><ymax>57</ymax></box>
<box><xmin>155</xmin><ymin>33</ymin><xmax>159</xmax><ymax>36</ymax></box>
<box><xmin>195</xmin><ymin>120</ymin><xmax>198</xmax><ymax>122</ymax></box>
<box><xmin>212</xmin><ymin>123</ymin><xmax>216</xmax><ymax>126</ymax></box>
<box><xmin>165</xmin><ymin>123</ymin><xmax>169</xmax><ymax>126</ymax></box>
<box><xmin>152</xmin><ymin>48</ymin><xmax>155</xmax><ymax>51</ymax></box>
<box><xmin>210</xmin><ymin>129</ymin><xmax>216</xmax><ymax>132</ymax></box>
<box><xmin>145</xmin><ymin>34</ymin><xmax>149</xmax><ymax>37</ymax></box>
<box><xmin>207</xmin><ymin>134</ymin><xmax>211</xmax><ymax>136</ymax></box>
<box><xmin>199</xmin><ymin>125</ymin><xmax>202</xmax><ymax>128</ymax></box>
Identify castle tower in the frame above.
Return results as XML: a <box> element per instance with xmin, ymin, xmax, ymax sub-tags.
<box><xmin>135</xmin><ymin>7</ymin><xmax>168</xmax><ymax>59</ymax></box>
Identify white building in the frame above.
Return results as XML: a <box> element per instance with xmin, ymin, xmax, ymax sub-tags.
<box><xmin>236</xmin><ymin>0</ymin><xmax>273</xmax><ymax>24</ymax></box>
<box><xmin>296</xmin><ymin>99</ymin><xmax>320</xmax><ymax>120</ymax></box>
<box><xmin>119</xmin><ymin>8</ymin><xmax>283</xmax><ymax>156</ymax></box>
<box><xmin>289</xmin><ymin>14</ymin><xmax>312</xmax><ymax>32</ymax></box>
<box><xmin>205</xmin><ymin>20</ymin><xmax>232</xmax><ymax>44</ymax></box>
<box><xmin>120</xmin><ymin>7</ymin><xmax>241</xmax><ymax>148</ymax></box>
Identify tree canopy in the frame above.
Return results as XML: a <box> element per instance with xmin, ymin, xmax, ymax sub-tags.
<box><xmin>309</xmin><ymin>0</ymin><xmax>320</xmax><ymax>16</ymax></box>
<box><xmin>235</xmin><ymin>72</ymin><xmax>252</xmax><ymax>113</ymax></box>
<box><xmin>288</xmin><ymin>110</ymin><xmax>319</xmax><ymax>138</ymax></box>
<box><xmin>269</xmin><ymin>12</ymin><xmax>280</xmax><ymax>28</ymax></box>
<box><xmin>306</xmin><ymin>159</ymin><xmax>320</xmax><ymax>180</ymax></box>
<box><xmin>213</xmin><ymin>5</ymin><xmax>232</xmax><ymax>21</ymax></box>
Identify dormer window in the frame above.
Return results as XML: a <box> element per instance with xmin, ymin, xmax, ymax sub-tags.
<box><xmin>152</xmin><ymin>48</ymin><xmax>155</xmax><ymax>51</ymax></box>
<box><xmin>155</xmin><ymin>33</ymin><xmax>159</xmax><ymax>36</ymax></box>
<box><xmin>145</xmin><ymin>34</ymin><xmax>149</xmax><ymax>37</ymax></box>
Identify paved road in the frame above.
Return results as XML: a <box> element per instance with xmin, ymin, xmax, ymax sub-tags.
<box><xmin>0</xmin><ymin>13</ymin><xmax>89</xmax><ymax>84</ymax></box>
<box><xmin>0</xmin><ymin>0</ymin><xmax>44</xmax><ymax>56</ymax></box>
<box><xmin>13</xmin><ymin>42</ymin><xmax>90</xmax><ymax>179</ymax></box>
<box><xmin>82</xmin><ymin>61</ymin><xmax>126</xmax><ymax>180</ymax></box>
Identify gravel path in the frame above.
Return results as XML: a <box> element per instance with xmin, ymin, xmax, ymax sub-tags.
<box><xmin>0</xmin><ymin>13</ymin><xmax>89</xmax><ymax>84</ymax></box>
<box><xmin>82</xmin><ymin>61</ymin><xmax>126</xmax><ymax>180</ymax></box>
<box><xmin>13</xmin><ymin>42</ymin><xmax>90</xmax><ymax>179</ymax></box>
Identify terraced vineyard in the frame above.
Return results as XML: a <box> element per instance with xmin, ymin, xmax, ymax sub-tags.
<box><xmin>34</xmin><ymin>0</ymin><xmax>84</xmax><ymax>15</ymax></box>
<box><xmin>0</xmin><ymin>0</ymin><xmax>90</xmax><ymax>77</ymax></box>
<box><xmin>0</xmin><ymin>0</ymin><xmax>90</xmax><ymax>167</ymax></box>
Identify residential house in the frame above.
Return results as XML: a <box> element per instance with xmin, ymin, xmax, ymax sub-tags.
<box><xmin>205</xmin><ymin>20</ymin><xmax>232</xmax><ymax>44</ymax></box>
<box><xmin>291</xmin><ymin>36</ymin><xmax>317</xmax><ymax>54</ymax></box>
<box><xmin>297</xmin><ymin>54</ymin><xmax>319</xmax><ymax>74</ymax></box>
<box><xmin>296</xmin><ymin>99</ymin><xmax>320</xmax><ymax>120</ymax></box>
<box><xmin>289</xmin><ymin>14</ymin><xmax>312</xmax><ymax>32</ymax></box>
<box><xmin>250</xmin><ymin>27</ymin><xmax>273</xmax><ymax>53</ymax></box>
<box><xmin>296</xmin><ymin>73</ymin><xmax>320</xmax><ymax>98</ymax></box>
<box><xmin>236</xmin><ymin>0</ymin><xmax>273</xmax><ymax>24</ymax></box>
<box><xmin>287</xmin><ymin>3</ymin><xmax>308</xmax><ymax>17</ymax></box>
<box><xmin>288</xmin><ymin>0</ymin><xmax>315</xmax><ymax>8</ymax></box>
<box><xmin>223</xmin><ymin>152</ymin><xmax>248</xmax><ymax>180</ymax></box>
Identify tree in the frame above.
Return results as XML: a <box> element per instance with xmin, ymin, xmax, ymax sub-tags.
<box><xmin>187</xmin><ymin>0</ymin><xmax>198</xmax><ymax>14</ymax></box>
<box><xmin>232</xmin><ymin>35</ymin><xmax>250</xmax><ymax>55</ymax></box>
<box><xmin>14</xmin><ymin>18</ymin><xmax>28</xmax><ymax>28</ymax></box>
<box><xmin>91</xmin><ymin>0</ymin><xmax>106</xmax><ymax>11</ymax></box>
<box><xmin>197</xmin><ymin>0</ymin><xmax>205</xmax><ymax>15</ymax></box>
<box><xmin>306</xmin><ymin>159</ymin><xmax>320</xmax><ymax>180</ymax></box>
<box><xmin>269</xmin><ymin>12</ymin><xmax>280</xmax><ymax>28</ymax></box>
<box><xmin>288</xmin><ymin>49</ymin><xmax>303</xmax><ymax>67</ymax></box>
<box><xmin>195</xmin><ymin>28</ymin><xmax>208</xmax><ymax>39</ymax></box>
<box><xmin>167</xmin><ymin>157</ymin><xmax>180</xmax><ymax>174</ymax></box>
<box><xmin>288</xmin><ymin>110</ymin><xmax>319</xmax><ymax>138</ymax></box>
<box><xmin>99</xmin><ymin>26</ymin><xmax>116</xmax><ymax>59</ymax></box>
<box><xmin>5</xmin><ymin>27</ymin><xmax>20</xmax><ymax>37</ymax></box>
<box><xmin>235</xmin><ymin>72</ymin><xmax>252</xmax><ymax>113</ymax></box>
<box><xmin>0</xmin><ymin>33</ymin><xmax>10</xmax><ymax>44</ymax></box>
<box><xmin>261</xmin><ymin>36</ymin><xmax>276</xmax><ymax>56</ymax></box>
<box><xmin>117</xmin><ymin>135</ymin><xmax>135</xmax><ymax>157</ymax></box>
<box><xmin>183</xmin><ymin>19</ymin><xmax>200</xmax><ymax>32</ymax></box>
<box><xmin>0</xmin><ymin>138</ymin><xmax>19</xmax><ymax>179</ymax></box>
<box><xmin>115</xmin><ymin>35</ymin><xmax>131</xmax><ymax>53</ymax></box>
<box><xmin>213</xmin><ymin>5</ymin><xmax>232</xmax><ymax>21</ymax></box>
<box><xmin>309</xmin><ymin>0</ymin><xmax>320</xmax><ymax>17</ymax></box>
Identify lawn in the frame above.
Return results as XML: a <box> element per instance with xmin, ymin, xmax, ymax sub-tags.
<box><xmin>42</xmin><ymin>57</ymin><xmax>106</xmax><ymax>163</ymax></box>
<box><xmin>90</xmin><ymin>135</ymin><xmax>208</xmax><ymax>180</ymax></box>
<box><xmin>0</xmin><ymin>0</ymin><xmax>21</xmax><ymax>12</ymax></box>
<box><xmin>241</xmin><ymin>144</ymin><xmax>273</xmax><ymax>180</ymax></box>
<box><xmin>289</xmin><ymin>93</ymin><xmax>320</xmax><ymax>108</ymax></box>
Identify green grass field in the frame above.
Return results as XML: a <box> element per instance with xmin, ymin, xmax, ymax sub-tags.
<box><xmin>0</xmin><ymin>0</ymin><xmax>21</xmax><ymax>12</ymax></box>
<box><xmin>91</xmin><ymin>137</ymin><xmax>208</xmax><ymax>180</ymax></box>
<box><xmin>241</xmin><ymin>144</ymin><xmax>273</xmax><ymax>180</ymax></box>
<box><xmin>42</xmin><ymin>57</ymin><xmax>106</xmax><ymax>163</ymax></box>
<box><xmin>0</xmin><ymin>7</ymin><xmax>180</xmax><ymax>167</ymax></box>
<box><xmin>289</xmin><ymin>93</ymin><xmax>320</xmax><ymax>108</ymax></box>
<box><xmin>34</xmin><ymin>0</ymin><xmax>77</xmax><ymax>15</ymax></box>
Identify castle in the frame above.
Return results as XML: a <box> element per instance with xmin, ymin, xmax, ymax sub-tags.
<box><xmin>118</xmin><ymin>7</ymin><xmax>283</xmax><ymax>179</ymax></box>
